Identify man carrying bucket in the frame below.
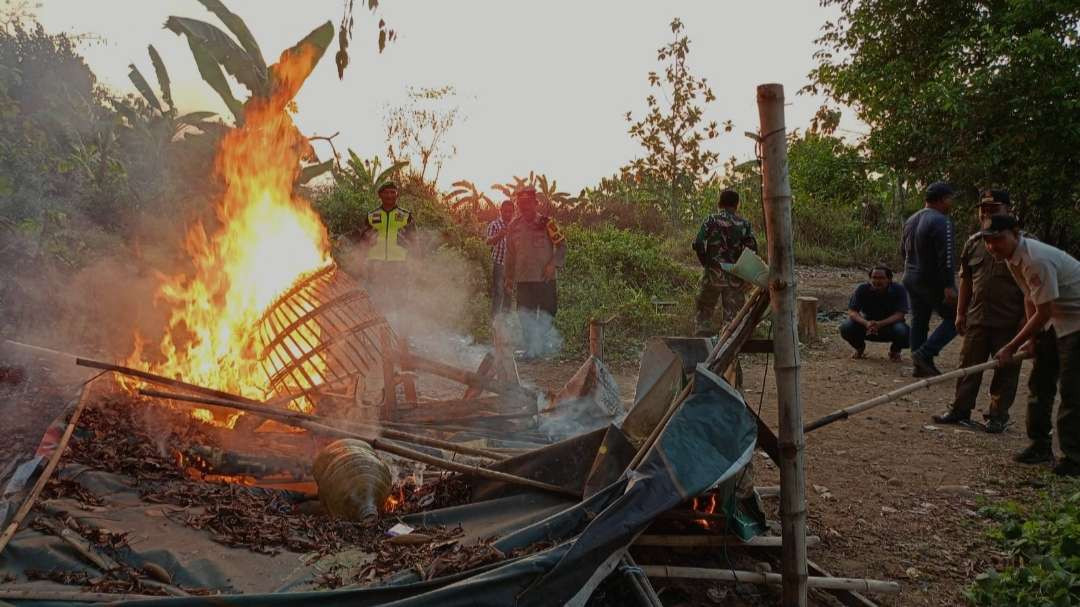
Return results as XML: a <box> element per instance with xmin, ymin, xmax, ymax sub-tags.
<box><xmin>692</xmin><ymin>189</ymin><xmax>759</xmax><ymax>336</ymax></box>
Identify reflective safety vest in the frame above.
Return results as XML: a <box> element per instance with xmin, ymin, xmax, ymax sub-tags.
<box><xmin>366</xmin><ymin>206</ymin><xmax>412</xmax><ymax>262</ymax></box>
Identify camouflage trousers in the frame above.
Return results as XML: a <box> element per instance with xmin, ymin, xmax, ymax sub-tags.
<box><xmin>695</xmin><ymin>268</ymin><xmax>747</xmax><ymax>334</ymax></box>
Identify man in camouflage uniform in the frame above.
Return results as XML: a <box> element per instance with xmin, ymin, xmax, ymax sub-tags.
<box><xmin>693</xmin><ymin>189</ymin><xmax>759</xmax><ymax>336</ymax></box>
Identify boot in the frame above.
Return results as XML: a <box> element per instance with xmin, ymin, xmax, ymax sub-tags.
<box><xmin>1014</xmin><ymin>443</ymin><xmax>1053</xmax><ymax>464</ymax></box>
<box><xmin>932</xmin><ymin>408</ymin><xmax>970</xmax><ymax>425</ymax></box>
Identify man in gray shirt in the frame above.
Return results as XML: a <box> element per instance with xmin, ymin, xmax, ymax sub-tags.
<box><xmin>901</xmin><ymin>181</ymin><xmax>958</xmax><ymax>377</ymax></box>
<box><xmin>983</xmin><ymin>215</ymin><xmax>1080</xmax><ymax>476</ymax></box>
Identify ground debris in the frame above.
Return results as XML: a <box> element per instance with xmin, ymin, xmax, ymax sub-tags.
<box><xmin>389</xmin><ymin>473</ymin><xmax>472</xmax><ymax>515</ymax></box>
<box><xmin>41</xmin><ymin>477</ymin><xmax>105</xmax><ymax>507</ymax></box>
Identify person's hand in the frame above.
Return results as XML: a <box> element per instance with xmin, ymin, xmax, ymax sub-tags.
<box><xmin>944</xmin><ymin>287</ymin><xmax>958</xmax><ymax>307</ymax></box>
<box><xmin>504</xmin><ymin>276</ymin><xmax>514</xmax><ymax>294</ymax></box>
<box><xmin>866</xmin><ymin>320</ymin><xmax>879</xmax><ymax>335</ymax></box>
<box><xmin>542</xmin><ymin>262</ymin><xmax>556</xmax><ymax>281</ymax></box>
<box><xmin>995</xmin><ymin>342</ymin><xmax>1019</xmax><ymax>365</ymax></box>
<box><xmin>955</xmin><ymin>313</ymin><xmax>967</xmax><ymax>336</ymax></box>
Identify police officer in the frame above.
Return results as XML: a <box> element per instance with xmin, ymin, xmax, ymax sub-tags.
<box><xmin>353</xmin><ymin>181</ymin><xmax>415</xmax><ymax>308</ymax></box>
<box><xmin>932</xmin><ymin>190</ymin><xmax>1025</xmax><ymax>433</ymax></box>
<box><xmin>505</xmin><ymin>187</ymin><xmax>566</xmax><ymax>360</ymax></box>
<box><xmin>692</xmin><ymin>189</ymin><xmax>759</xmax><ymax>335</ymax></box>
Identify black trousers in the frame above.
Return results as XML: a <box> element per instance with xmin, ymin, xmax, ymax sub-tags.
<box><xmin>839</xmin><ymin>319</ymin><xmax>910</xmax><ymax>353</ymax></box>
<box><xmin>1027</xmin><ymin>328</ymin><xmax>1080</xmax><ymax>464</ymax></box>
<box><xmin>516</xmin><ymin>281</ymin><xmax>557</xmax><ymax>317</ymax></box>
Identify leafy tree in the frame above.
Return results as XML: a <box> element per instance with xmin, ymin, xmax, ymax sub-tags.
<box><xmin>445</xmin><ymin>179</ymin><xmax>494</xmax><ymax>216</ymax></box>
<box><xmin>492</xmin><ymin>171</ymin><xmax>576</xmax><ymax>215</ymax></box>
<box><xmin>384</xmin><ymin>85</ymin><xmax>460</xmax><ymax>184</ymax></box>
<box><xmin>623</xmin><ymin>18</ymin><xmax>728</xmax><ymax>228</ymax></box>
<box><xmin>807</xmin><ymin>0</ymin><xmax>1080</xmax><ymax>250</ymax></box>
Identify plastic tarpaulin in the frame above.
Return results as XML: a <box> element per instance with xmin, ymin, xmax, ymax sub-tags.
<box><xmin>84</xmin><ymin>364</ymin><xmax>757</xmax><ymax>607</ymax></box>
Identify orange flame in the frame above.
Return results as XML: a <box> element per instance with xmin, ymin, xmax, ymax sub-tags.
<box><xmin>127</xmin><ymin>44</ymin><xmax>330</xmax><ymax>425</ymax></box>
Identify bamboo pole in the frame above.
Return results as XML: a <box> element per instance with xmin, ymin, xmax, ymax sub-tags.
<box><xmin>758</xmin><ymin>82</ymin><xmax>808</xmax><ymax>606</ymax></box>
<box><xmin>137</xmin><ymin>388</ymin><xmax>505</xmax><ymax>461</ymax></box>
<box><xmin>139</xmin><ymin>389</ymin><xmax>575</xmax><ymax>498</ymax></box>
<box><xmin>621</xmin><ymin>553</ymin><xmax>663</xmax><ymax>607</ymax></box>
<box><xmin>398</xmin><ymin>350</ymin><xmax>533</xmax><ymax>400</ymax></box>
<box><xmin>0</xmin><ymin>385</ymin><xmax>92</xmax><ymax>557</ymax></box>
<box><xmin>804</xmin><ymin>352</ymin><xmax>1033</xmax><ymax>433</ymax></box>
<box><xmin>640</xmin><ymin>565</ymin><xmax>900</xmax><ymax>594</ymax></box>
<box><xmin>634</xmin><ymin>534</ymin><xmax>819</xmax><ymax>548</ymax></box>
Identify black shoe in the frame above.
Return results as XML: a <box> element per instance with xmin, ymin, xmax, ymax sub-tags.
<box><xmin>1053</xmin><ymin>459</ymin><xmax>1080</xmax><ymax>477</ymax></box>
<box><xmin>932</xmin><ymin>409</ymin><xmax>970</xmax><ymax>425</ymax></box>
<box><xmin>1014</xmin><ymin>443</ymin><xmax>1053</xmax><ymax>464</ymax></box>
<box><xmin>912</xmin><ymin>352</ymin><xmax>941</xmax><ymax>377</ymax></box>
<box><xmin>984</xmin><ymin>417</ymin><xmax>1009</xmax><ymax>434</ymax></box>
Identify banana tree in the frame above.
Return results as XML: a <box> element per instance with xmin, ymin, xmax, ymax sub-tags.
<box><xmin>126</xmin><ymin>44</ymin><xmax>220</xmax><ymax>137</ymax></box>
<box><xmin>163</xmin><ymin>0</ymin><xmax>336</xmax><ymax>183</ymax></box>
<box><xmin>445</xmin><ymin>180</ymin><xmax>494</xmax><ymax>215</ymax></box>
<box><xmin>332</xmin><ymin>148</ymin><xmax>408</xmax><ymax>195</ymax></box>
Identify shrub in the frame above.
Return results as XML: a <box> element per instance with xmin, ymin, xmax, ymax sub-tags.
<box><xmin>966</xmin><ymin>482</ymin><xmax>1080</xmax><ymax>606</ymax></box>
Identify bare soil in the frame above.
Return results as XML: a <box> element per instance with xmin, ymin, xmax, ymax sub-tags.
<box><xmin>519</xmin><ymin>265</ymin><xmax>1077</xmax><ymax>607</ymax></box>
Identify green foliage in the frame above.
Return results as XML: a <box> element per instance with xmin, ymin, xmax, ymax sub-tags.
<box><xmin>808</xmin><ymin>0</ymin><xmax>1080</xmax><ymax>253</ymax></box>
<box><xmin>967</xmin><ymin>484</ymin><xmax>1080</xmax><ymax>606</ymax></box>
<box><xmin>556</xmin><ymin>225</ymin><xmax>697</xmax><ymax>360</ymax></box>
<box><xmin>623</xmin><ymin>17</ymin><xmax>728</xmax><ymax>228</ymax></box>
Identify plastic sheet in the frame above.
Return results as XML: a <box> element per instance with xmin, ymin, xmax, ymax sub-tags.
<box><xmin>312</xmin><ymin>439</ymin><xmax>391</xmax><ymax>520</ymax></box>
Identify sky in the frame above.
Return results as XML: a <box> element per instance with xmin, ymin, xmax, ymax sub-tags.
<box><xmin>37</xmin><ymin>0</ymin><xmax>860</xmax><ymax>195</ymax></box>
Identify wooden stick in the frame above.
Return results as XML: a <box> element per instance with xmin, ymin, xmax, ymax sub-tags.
<box><xmin>35</xmin><ymin>517</ymin><xmax>189</xmax><ymax>597</ymax></box>
<box><xmin>138</xmin><ymin>388</ymin><xmax>505</xmax><ymax>461</ymax></box>
<box><xmin>0</xmin><ymin>589</ymin><xmax>161</xmax><ymax>602</ymax></box>
<box><xmin>621</xmin><ymin>553</ymin><xmax>662</xmax><ymax>607</ymax></box>
<box><xmin>804</xmin><ymin>352</ymin><xmax>1034</xmax><ymax>433</ymax></box>
<box><xmin>462</xmin><ymin>352</ymin><xmax>495</xmax><ymax>400</ymax></box>
<box><xmin>398</xmin><ymin>350</ymin><xmax>532</xmax><ymax>400</ymax></box>
<box><xmin>759</xmin><ymin>82</ymin><xmax>808</xmax><ymax>606</ymax></box>
<box><xmin>634</xmin><ymin>534</ymin><xmax>820</xmax><ymax>548</ymax></box>
<box><xmin>0</xmin><ymin>385</ymin><xmax>92</xmax><ymax>557</ymax></box>
<box><xmin>139</xmin><ymin>389</ymin><xmax>575</xmax><ymax>497</ymax></box>
<box><xmin>640</xmin><ymin>565</ymin><xmax>900</xmax><ymax>594</ymax></box>
<box><xmin>380</xmin><ymin>329</ymin><xmax>397</xmax><ymax>411</ymax></box>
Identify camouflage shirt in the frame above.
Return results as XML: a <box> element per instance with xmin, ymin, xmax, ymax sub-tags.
<box><xmin>692</xmin><ymin>208</ymin><xmax>758</xmax><ymax>268</ymax></box>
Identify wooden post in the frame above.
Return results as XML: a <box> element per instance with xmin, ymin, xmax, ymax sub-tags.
<box><xmin>398</xmin><ymin>336</ymin><xmax>419</xmax><ymax>403</ymax></box>
<box><xmin>588</xmin><ymin>318</ymin><xmax>604</xmax><ymax>361</ymax></box>
<box><xmin>758</xmin><ymin>82</ymin><xmax>808</xmax><ymax>606</ymax></box>
<box><xmin>797</xmin><ymin>297</ymin><xmax>818</xmax><ymax>342</ymax></box>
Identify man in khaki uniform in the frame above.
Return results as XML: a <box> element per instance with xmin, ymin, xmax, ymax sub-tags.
<box><xmin>932</xmin><ymin>190</ymin><xmax>1025</xmax><ymax>433</ymax></box>
<box><xmin>505</xmin><ymin>188</ymin><xmax>567</xmax><ymax>360</ymax></box>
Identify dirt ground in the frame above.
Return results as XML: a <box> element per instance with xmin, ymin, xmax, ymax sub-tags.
<box><xmin>520</xmin><ymin>265</ymin><xmax>1078</xmax><ymax>607</ymax></box>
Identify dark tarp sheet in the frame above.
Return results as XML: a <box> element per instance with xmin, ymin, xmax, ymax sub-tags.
<box><xmin>2</xmin><ymin>364</ymin><xmax>756</xmax><ymax>606</ymax></box>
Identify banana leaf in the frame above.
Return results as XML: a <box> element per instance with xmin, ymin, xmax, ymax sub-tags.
<box><xmin>165</xmin><ymin>16</ymin><xmax>265</xmax><ymax>96</ymax></box>
<box><xmin>147</xmin><ymin>45</ymin><xmax>173</xmax><ymax>112</ymax></box>
<box><xmin>127</xmin><ymin>64</ymin><xmax>162</xmax><ymax>113</ymax></box>
<box><xmin>268</xmin><ymin>21</ymin><xmax>334</xmax><ymax>103</ymax></box>
<box><xmin>298</xmin><ymin>159</ymin><xmax>333</xmax><ymax>184</ymax></box>
<box><xmin>374</xmin><ymin>160</ymin><xmax>408</xmax><ymax>187</ymax></box>
<box><xmin>177</xmin><ymin>111</ymin><xmax>218</xmax><ymax>125</ymax></box>
<box><xmin>196</xmin><ymin>0</ymin><xmax>267</xmax><ymax>84</ymax></box>
<box><xmin>183</xmin><ymin>35</ymin><xmax>244</xmax><ymax>124</ymax></box>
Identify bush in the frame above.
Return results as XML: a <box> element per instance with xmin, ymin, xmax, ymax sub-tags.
<box><xmin>556</xmin><ymin>224</ymin><xmax>698</xmax><ymax>361</ymax></box>
<box><xmin>967</xmin><ymin>482</ymin><xmax>1080</xmax><ymax>606</ymax></box>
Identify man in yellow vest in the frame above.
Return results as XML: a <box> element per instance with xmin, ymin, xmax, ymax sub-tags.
<box><xmin>354</xmin><ymin>181</ymin><xmax>415</xmax><ymax>309</ymax></box>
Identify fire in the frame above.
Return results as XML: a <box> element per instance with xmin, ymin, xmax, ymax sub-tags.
<box><xmin>383</xmin><ymin>486</ymin><xmax>406</xmax><ymax>513</ymax></box>
<box><xmin>128</xmin><ymin>43</ymin><xmax>331</xmax><ymax>425</ymax></box>
<box><xmin>690</xmin><ymin>493</ymin><xmax>719</xmax><ymax>529</ymax></box>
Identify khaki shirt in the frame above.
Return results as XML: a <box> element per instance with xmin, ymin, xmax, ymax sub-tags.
<box><xmin>960</xmin><ymin>234</ymin><xmax>1024</xmax><ymax>328</ymax></box>
<box><xmin>1007</xmin><ymin>236</ymin><xmax>1080</xmax><ymax>338</ymax></box>
<box><xmin>506</xmin><ymin>215</ymin><xmax>567</xmax><ymax>284</ymax></box>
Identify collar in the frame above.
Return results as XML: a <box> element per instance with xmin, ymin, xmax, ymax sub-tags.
<box><xmin>1007</xmin><ymin>236</ymin><xmax>1028</xmax><ymax>267</ymax></box>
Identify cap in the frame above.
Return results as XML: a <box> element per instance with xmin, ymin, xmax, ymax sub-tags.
<box><xmin>975</xmin><ymin>214</ymin><xmax>1019</xmax><ymax>238</ymax></box>
<box><xmin>978</xmin><ymin>189</ymin><xmax>1010</xmax><ymax>207</ymax></box>
<box><xmin>925</xmin><ymin>181</ymin><xmax>955</xmax><ymax>201</ymax></box>
<box><xmin>377</xmin><ymin>181</ymin><xmax>398</xmax><ymax>193</ymax></box>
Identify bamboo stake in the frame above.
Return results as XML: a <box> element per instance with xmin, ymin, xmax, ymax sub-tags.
<box><xmin>0</xmin><ymin>384</ymin><xmax>92</xmax><ymax>557</ymax></box>
<box><xmin>804</xmin><ymin>352</ymin><xmax>1034</xmax><ymax>433</ymax></box>
<box><xmin>137</xmin><ymin>388</ymin><xmax>505</xmax><ymax>461</ymax></box>
<box><xmin>398</xmin><ymin>350</ymin><xmax>533</xmax><ymax>400</ymax></box>
<box><xmin>758</xmin><ymin>82</ymin><xmax>808</xmax><ymax>606</ymax></box>
<box><xmin>640</xmin><ymin>565</ymin><xmax>900</xmax><ymax>594</ymax></box>
<box><xmin>634</xmin><ymin>534</ymin><xmax>819</xmax><ymax>548</ymax></box>
<box><xmin>621</xmin><ymin>553</ymin><xmax>663</xmax><ymax>607</ymax></box>
<box><xmin>139</xmin><ymin>389</ymin><xmax>575</xmax><ymax>498</ymax></box>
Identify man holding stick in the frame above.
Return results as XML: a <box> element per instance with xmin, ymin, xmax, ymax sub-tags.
<box><xmin>932</xmin><ymin>191</ymin><xmax>1025</xmax><ymax>433</ymax></box>
<box><xmin>982</xmin><ymin>215</ymin><xmax>1080</xmax><ymax>475</ymax></box>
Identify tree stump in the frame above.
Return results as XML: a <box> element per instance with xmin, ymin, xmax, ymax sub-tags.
<box><xmin>797</xmin><ymin>297</ymin><xmax>818</xmax><ymax>343</ymax></box>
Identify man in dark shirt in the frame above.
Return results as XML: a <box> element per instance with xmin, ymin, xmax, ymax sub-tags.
<box><xmin>840</xmin><ymin>266</ymin><xmax>911</xmax><ymax>360</ymax></box>
<box><xmin>901</xmin><ymin>181</ymin><xmax>958</xmax><ymax>377</ymax></box>
<box><xmin>932</xmin><ymin>190</ymin><xmax>1026</xmax><ymax>433</ymax></box>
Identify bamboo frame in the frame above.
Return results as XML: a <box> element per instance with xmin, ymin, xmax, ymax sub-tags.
<box><xmin>640</xmin><ymin>565</ymin><xmax>900</xmax><ymax>594</ymax></box>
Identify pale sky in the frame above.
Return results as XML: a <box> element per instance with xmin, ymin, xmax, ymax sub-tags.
<box><xmin>38</xmin><ymin>0</ymin><xmax>859</xmax><ymax>195</ymax></box>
